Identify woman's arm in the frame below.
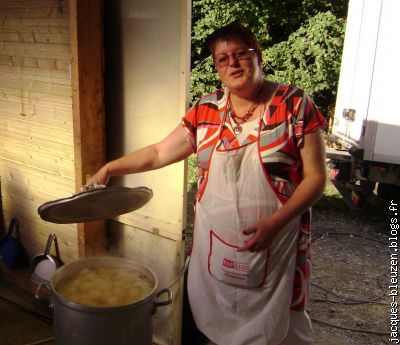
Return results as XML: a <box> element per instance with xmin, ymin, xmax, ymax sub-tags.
<box><xmin>238</xmin><ymin>128</ymin><xmax>327</xmax><ymax>252</ymax></box>
<box><xmin>90</xmin><ymin>125</ymin><xmax>194</xmax><ymax>186</ymax></box>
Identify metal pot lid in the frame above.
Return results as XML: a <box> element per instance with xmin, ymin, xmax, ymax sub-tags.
<box><xmin>38</xmin><ymin>186</ymin><xmax>153</xmax><ymax>224</ymax></box>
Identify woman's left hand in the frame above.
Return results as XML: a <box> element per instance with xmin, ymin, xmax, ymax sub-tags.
<box><xmin>237</xmin><ymin>217</ymin><xmax>280</xmax><ymax>252</ymax></box>
<box><xmin>237</xmin><ymin>129</ymin><xmax>327</xmax><ymax>253</ymax></box>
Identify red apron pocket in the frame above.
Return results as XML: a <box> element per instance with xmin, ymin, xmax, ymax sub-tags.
<box><xmin>208</xmin><ymin>230</ymin><xmax>269</xmax><ymax>288</ymax></box>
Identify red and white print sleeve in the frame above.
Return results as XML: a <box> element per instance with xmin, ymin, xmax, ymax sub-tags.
<box><xmin>294</xmin><ymin>92</ymin><xmax>327</xmax><ymax>146</ymax></box>
<box><xmin>181</xmin><ymin>105</ymin><xmax>198</xmax><ymax>153</ymax></box>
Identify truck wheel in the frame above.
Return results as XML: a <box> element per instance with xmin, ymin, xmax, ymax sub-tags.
<box><xmin>351</xmin><ymin>189</ymin><xmax>365</xmax><ymax>208</ymax></box>
<box><xmin>350</xmin><ymin>181</ymin><xmax>375</xmax><ymax>207</ymax></box>
<box><xmin>377</xmin><ymin>183</ymin><xmax>400</xmax><ymax>201</ymax></box>
<box><xmin>359</xmin><ymin>180</ymin><xmax>375</xmax><ymax>197</ymax></box>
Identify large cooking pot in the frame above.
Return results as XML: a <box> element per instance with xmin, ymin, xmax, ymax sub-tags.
<box><xmin>45</xmin><ymin>256</ymin><xmax>172</xmax><ymax>345</ymax></box>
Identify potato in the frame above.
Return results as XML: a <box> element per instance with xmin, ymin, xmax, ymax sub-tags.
<box><xmin>57</xmin><ymin>265</ymin><xmax>153</xmax><ymax>307</ymax></box>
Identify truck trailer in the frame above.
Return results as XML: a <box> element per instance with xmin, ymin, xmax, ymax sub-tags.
<box><xmin>327</xmin><ymin>0</ymin><xmax>400</xmax><ymax>206</ymax></box>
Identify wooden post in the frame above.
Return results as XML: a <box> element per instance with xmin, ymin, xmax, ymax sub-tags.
<box><xmin>69</xmin><ymin>0</ymin><xmax>106</xmax><ymax>257</ymax></box>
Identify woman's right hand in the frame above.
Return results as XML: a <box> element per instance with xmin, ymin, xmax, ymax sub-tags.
<box><xmin>87</xmin><ymin>164</ymin><xmax>111</xmax><ymax>187</ymax></box>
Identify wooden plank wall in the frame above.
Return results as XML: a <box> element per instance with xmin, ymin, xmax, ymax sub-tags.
<box><xmin>0</xmin><ymin>0</ymin><xmax>78</xmax><ymax>263</ymax></box>
<box><xmin>69</xmin><ymin>0</ymin><xmax>106</xmax><ymax>258</ymax></box>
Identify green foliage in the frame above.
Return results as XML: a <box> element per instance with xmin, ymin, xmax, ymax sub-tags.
<box><xmin>301</xmin><ymin>0</ymin><xmax>348</xmax><ymax>19</ymax></box>
<box><xmin>190</xmin><ymin>0</ymin><xmax>348</xmax><ymax>115</ymax></box>
<box><xmin>187</xmin><ymin>154</ymin><xmax>199</xmax><ymax>188</ymax></box>
<box><xmin>191</xmin><ymin>0</ymin><xmax>271</xmax><ymax>64</ymax></box>
<box><xmin>263</xmin><ymin>12</ymin><xmax>346</xmax><ymax>114</ymax></box>
<box><xmin>264</xmin><ymin>0</ymin><xmax>347</xmax><ymax>44</ymax></box>
<box><xmin>190</xmin><ymin>56</ymin><xmax>221</xmax><ymax>104</ymax></box>
<box><xmin>190</xmin><ymin>0</ymin><xmax>272</xmax><ymax>104</ymax></box>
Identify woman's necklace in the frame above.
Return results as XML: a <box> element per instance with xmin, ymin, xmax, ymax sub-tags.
<box><xmin>230</xmin><ymin>102</ymin><xmax>257</xmax><ymax>135</ymax></box>
<box><xmin>228</xmin><ymin>84</ymin><xmax>264</xmax><ymax>135</ymax></box>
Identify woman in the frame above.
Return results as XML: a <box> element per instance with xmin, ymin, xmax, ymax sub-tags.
<box><xmin>91</xmin><ymin>22</ymin><xmax>326</xmax><ymax>345</ymax></box>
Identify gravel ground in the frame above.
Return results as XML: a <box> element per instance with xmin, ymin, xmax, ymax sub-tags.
<box><xmin>183</xmin><ymin>180</ymin><xmax>393</xmax><ymax>345</ymax></box>
<box><xmin>309</xmin><ymin>181</ymin><xmax>392</xmax><ymax>345</ymax></box>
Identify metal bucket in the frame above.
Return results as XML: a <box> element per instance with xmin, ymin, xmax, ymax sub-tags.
<box><xmin>49</xmin><ymin>256</ymin><xmax>172</xmax><ymax>345</ymax></box>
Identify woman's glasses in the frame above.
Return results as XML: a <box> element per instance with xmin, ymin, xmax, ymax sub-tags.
<box><xmin>214</xmin><ymin>48</ymin><xmax>256</xmax><ymax>68</ymax></box>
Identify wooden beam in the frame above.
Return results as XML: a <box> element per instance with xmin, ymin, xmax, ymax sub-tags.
<box><xmin>69</xmin><ymin>0</ymin><xmax>106</xmax><ymax>257</ymax></box>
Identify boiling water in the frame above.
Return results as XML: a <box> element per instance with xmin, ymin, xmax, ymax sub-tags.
<box><xmin>57</xmin><ymin>266</ymin><xmax>153</xmax><ymax>307</ymax></box>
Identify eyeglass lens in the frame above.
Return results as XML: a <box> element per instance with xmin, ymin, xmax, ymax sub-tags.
<box><xmin>215</xmin><ymin>48</ymin><xmax>255</xmax><ymax>67</ymax></box>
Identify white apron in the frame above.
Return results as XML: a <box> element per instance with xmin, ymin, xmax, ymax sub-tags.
<box><xmin>187</xmin><ymin>118</ymin><xmax>302</xmax><ymax>345</ymax></box>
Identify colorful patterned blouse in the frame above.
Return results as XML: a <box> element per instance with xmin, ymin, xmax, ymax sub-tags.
<box><xmin>182</xmin><ymin>83</ymin><xmax>327</xmax><ymax>310</ymax></box>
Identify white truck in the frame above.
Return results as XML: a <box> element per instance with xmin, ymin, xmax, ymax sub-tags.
<box><xmin>327</xmin><ymin>0</ymin><xmax>400</xmax><ymax>206</ymax></box>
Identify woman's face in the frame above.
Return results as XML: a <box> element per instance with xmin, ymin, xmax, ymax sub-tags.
<box><xmin>212</xmin><ymin>38</ymin><xmax>263</xmax><ymax>93</ymax></box>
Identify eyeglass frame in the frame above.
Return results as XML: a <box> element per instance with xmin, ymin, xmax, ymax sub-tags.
<box><xmin>213</xmin><ymin>47</ymin><xmax>256</xmax><ymax>68</ymax></box>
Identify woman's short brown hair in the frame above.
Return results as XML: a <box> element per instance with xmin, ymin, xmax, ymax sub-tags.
<box><xmin>205</xmin><ymin>21</ymin><xmax>261</xmax><ymax>56</ymax></box>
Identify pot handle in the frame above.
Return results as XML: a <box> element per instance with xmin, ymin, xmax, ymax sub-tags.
<box><xmin>34</xmin><ymin>283</ymin><xmax>52</xmax><ymax>300</ymax></box>
<box><xmin>152</xmin><ymin>288</ymin><xmax>172</xmax><ymax>314</ymax></box>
